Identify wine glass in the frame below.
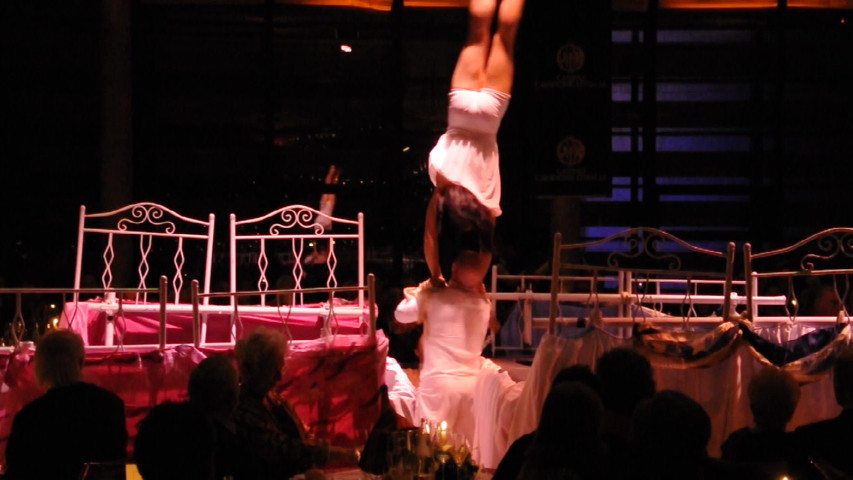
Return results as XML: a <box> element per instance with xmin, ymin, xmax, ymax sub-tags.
<box><xmin>450</xmin><ymin>432</ymin><xmax>469</xmax><ymax>470</ymax></box>
<box><xmin>432</xmin><ymin>421</ymin><xmax>452</xmax><ymax>479</ymax></box>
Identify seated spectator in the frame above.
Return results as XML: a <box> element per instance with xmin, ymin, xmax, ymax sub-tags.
<box><xmin>595</xmin><ymin>347</ymin><xmax>655</xmax><ymax>479</ymax></box>
<box><xmin>492</xmin><ymin>364</ymin><xmax>600</xmax><ymax>480</ymax></box>
<box><xmin>516</xmin><ymin>382</ymin><xmax>604</xmax><ymax>480</ymax></box>
<box><xmin>188</xmin><ymin>355</ymin><xmax>242</xmax><ymax>479</ymax></box>
<box><xmin>358</xmin><ymin>384</ymin><xmax>413</xmax><ymax>475</ymax></box>
<box><xmin>134</xmin><ymin>401</ymin><xmax>215</xmax><ymax>480</ymax></box>
<box><xmin>721</xmin><ymin>367</ymin><xmax>800</xmax><ymax>477</ymax></box>
<box><xmin>633</xmin><ymin>390</ymin><xmax>758</xmax><ymax>480</ymax></box>
<box><xmin>792</xmin><ymin>349</ymin><xmax>853</xmax><ymax>478</ymax></box>
<box><xmin>233</xmin><ymin>327</ymin><xmax>356</xmax><ymax>480</ymax></box>
<box><xmin>5</xmin><ymin>330</ymin><xmax>128</xmax><ymax>480</ymax></box>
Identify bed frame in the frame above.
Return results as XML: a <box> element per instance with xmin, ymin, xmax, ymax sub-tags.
<box><xmin>744</xmin><ymin>227</ymin><xmax>853</xmax><ymax>326</ymax></box>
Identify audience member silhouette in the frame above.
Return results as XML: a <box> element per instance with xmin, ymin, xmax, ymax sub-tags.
<box><xmin>492</xmin><ymin>364</ymin><xmax>600</xmax><ymax>480</ymax></box>
<box><xmin>800</xmin><ymin>282</ymin><xmax>843</xmax><ymax>317</ymax></box>
<box><xmin>515</xmin><ymin>381</ymin><xmax>604</xmax><ymax>480</ymax></box>
<box><xmin>633</xmin><ymin>390</ymin><xmax>757</xmax><ymax>480</ymax></box>
<box><xmin>233</xmin><ymin>327</ymin><xmax>355</xmax><ymax>480</ymax></box>
<box><xmin>188</xmin><ymin>355</ymin><xmax>242</xmax><ymax>480</ymax></box>
<box><xmin>595</xmin><ymin>347</ymin><xmax>656</xmax><ymax>479</ymax></box>
<box><xmin>792</xmin><ymin>349</ymin><xmax>853</xmax><ymax>478</ymax></box>
<box><xmin>134</xmin><ymin>401</ymin><xmax>216</xmax><ymax>480</ymax></box>
<box><xmin>5</xmin><ymin>329</ymin><xmax>128</xmax><ymax>480</ymax></box>
<box><xmin>357</xmin><ymin>384</ymin><xmax>413</xmax><ymax>475</ymax></box>
<box><xmin>721</xmin><ymin>367</ymin><xmax>800</xmax><ymax>477</ymax></box>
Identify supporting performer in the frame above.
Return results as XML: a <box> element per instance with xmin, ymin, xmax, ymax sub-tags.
<box><xmin>415</xmin><ymin>250</ymin><xmax>492</xmax><ymax>444</ymax></box>
<box><xmin>424</xmin><ymin>0</ymin><xmax>526</xmax><ymax>286</ymax></box>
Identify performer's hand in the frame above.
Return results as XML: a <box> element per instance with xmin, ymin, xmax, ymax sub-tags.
<box><xmin>427</xmin><ymin>276</ymin><xmax>447</xmax><ymax>289</ymax></box>
<box><xmin>489</xmin><ymin>312</ymin><xmax>501</xmax><ymax>333</ymax></box>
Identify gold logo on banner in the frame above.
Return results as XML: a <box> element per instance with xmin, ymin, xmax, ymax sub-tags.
<box><xmin>557</xmin><ymin>43</ymin><xmax>585</xmax><ymax>74</ymax></box>
<box><xmin>557</xmin><ymin>136</ymin><xmax>586</xmax><ymax>167</ymax></box>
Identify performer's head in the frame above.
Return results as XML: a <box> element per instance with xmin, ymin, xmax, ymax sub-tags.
<box><xmin>437</xmin><ymin>184</ymin><xmax>494</xmax><ymax>281</ymax></box>
<box><xmin>451</xmin><ymin>250</ymin><xmax>488</xmax><ymax>290</ymax></box>
<box><xmin>34</xmin><ymin>329</ymin><xmax>85</xmax><ymax>390</ymax></box>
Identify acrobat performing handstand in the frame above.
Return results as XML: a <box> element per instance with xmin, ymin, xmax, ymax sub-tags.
<box><xmin>424</xmin><ymin>0</ymin><xmax>525</xmax><ymax>287</ymax></box>
<box><xmin>389</xmin><ymin>0</ymin><xmax>525</xmax><ymax>445</ymax></box>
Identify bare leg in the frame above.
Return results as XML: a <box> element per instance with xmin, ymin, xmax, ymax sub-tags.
<box><xmin>450</xmin><ymin>0</ymin><xmax>497</xmax><ymax>91</ymax></box>
<box><xmin>484</xmin><ymin>0</ymin><xmax>525</xmax><ymax>94</ymax></box>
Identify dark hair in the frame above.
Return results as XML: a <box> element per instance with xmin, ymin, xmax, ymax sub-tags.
<box><xmin>188</xmin><ymin>355</ymin><xmax>239</xmax><ymax>416</ymax></box>
<box><xmin>436</xmin><ymin>185</ymin><xmax>494</xmax><ymax>280</ymax></box>
<box><xmin>552</xmin><ymin>364</ymin><xmax>600</xmax><ymax>393</ymax></box>
<box><xmin>134</xmin><ymin>402</ymin><xmax>215</xmax><ymax>480</ymax></box>
<box><xmin>633</xmin><ymin>390</ymin><xmax>711</xmax><ymax>459</ymax></box>
<box><xmin>521</xmin><ymin>382</ymin><xmax>603</xmax><ymax>477</ymax></box>
<box><xmin>595</xmin><ymin>347</ymin><xmax>655</xmax><ymax>416</ymax></box>
<box><xmin>748</xmin><ymin>367</ymin><xmax>800</xmax><ymax>431</ymax></box>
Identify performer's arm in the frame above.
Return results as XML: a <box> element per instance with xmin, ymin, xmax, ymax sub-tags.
<box><xmin>423</xmin><ymin>190</ymin><xmax>445</xmax><ymax>286</ymax></box>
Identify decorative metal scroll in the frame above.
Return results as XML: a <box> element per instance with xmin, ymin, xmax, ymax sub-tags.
<box><xmin>234</xmin><ymin>204</ymin><xmax>361</xmax><ymax>303</ymax></box>
<box><xmin>562</xmin><ymin>227</ymin><xmax>727</xmax><ymax>275</ymax></box>
<box><xmin>751</xmin><ymin>228</ymin><xmax>853</xmax><ymax>275</ymax></box>
<box><xmin>271</xmin><ymin>206</ymin><xmax>327</xmax><ymax>235</ymax></box>
<box><xmin>116</xmin><ymin>204</ymin><xmax>177</xmax><ymax>234</ymax></box>
<box><xmin>79</xmin><ymin>202</ymin><xmax>215</xmax><ymax>304</ymax></box>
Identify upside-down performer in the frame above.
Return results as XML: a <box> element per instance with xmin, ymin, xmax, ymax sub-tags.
<box><xmin>424</xmin><ymin>0</ymin><xmax>526</xmax><ymax>287</ymax></box>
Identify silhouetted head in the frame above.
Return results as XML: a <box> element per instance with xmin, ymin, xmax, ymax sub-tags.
<box><xmin>530</xmin><ymin>381</ymin><xmax>603</xmax><ymax>467</ymax></box>
<box><xmin>595</xmin><ymin>347</ymin><xmax>655</xmax><ymax>416</ymax></box>
<box><xmin>188</xmin><ymin>355</ymin><xmax>239</xmax><ymax>420</ymax></box>
<box><xmin>134</xmin><ymin>401</ymin><xmax>215</xmax><ymax>480</ymax></box>
<box><xmin>551</xmin><ymin>364</ymin><xmax>600</xmax><ymax>393</ymax></box>
<box><xmin>35</xmin><ymin>329</ymin><xmax>85</xmax><ymax>389</ymax></box>
<box><xmin>235</xmin><ymin>327</ymin><xmax>288</xmax><ymax>396</ymax></box>
<box><xmin>633</xmin><ymin>390</ymin><xmax>711</xmax><ymax>464</ymax></box>
<box><xmin>748</xmin><ymin>367</ymin><xmax>800</xmax><ymax>432</ymax></box>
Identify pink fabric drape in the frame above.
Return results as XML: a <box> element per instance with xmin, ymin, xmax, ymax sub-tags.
<box><xmin>0</xmin><ymin>332</ymin><xmax>387</xmax><ymax>466</ymax></box>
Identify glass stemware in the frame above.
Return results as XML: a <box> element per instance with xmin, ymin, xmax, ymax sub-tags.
<box><xmin>450</xmin><ymin>432</ymin><xmax>469</xmax><ymax>470</ymax></box>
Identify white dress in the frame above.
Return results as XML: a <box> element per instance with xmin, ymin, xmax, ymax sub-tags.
<box><xmin>415</xmin><ymin>285</ymin><xmax>491</xmax><ymax>443</ymax></box>
<box><xmin>428</xmin><ymin>88</ymin><xmax>511</xmax><ymax>218</ymax></box>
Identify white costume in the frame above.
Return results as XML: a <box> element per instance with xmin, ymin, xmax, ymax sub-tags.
<box><xmin>428</xmin><ymin>88</ymin><xmax>511</xmax><ymax>218</ymax></box>
<box><xmin>414</xmin><ymin>285</ymin><xmax>490</xmax><ymax>443</ymax></box>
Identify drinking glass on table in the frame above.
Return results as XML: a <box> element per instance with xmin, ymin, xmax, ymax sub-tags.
<box><xmin>450</xmin><ymin>432</ymin><xmax>469</xmax><ymax>470</ymax></box>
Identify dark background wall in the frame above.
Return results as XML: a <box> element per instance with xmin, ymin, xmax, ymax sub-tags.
<box><xmin>2</xmin><ymin>1</ymin><xmax>852</xmax><ymax>295</ymax></box>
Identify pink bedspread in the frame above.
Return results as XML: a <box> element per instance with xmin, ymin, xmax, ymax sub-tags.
<box><xmin>0</xmin><ymin>332</ymin><xmax>388</xmax><ymax>466</ymax></box>
<box><xmin>61</xmin><ymin>300</ymin><xmax>367</xmax><ymax>345</ymax></box>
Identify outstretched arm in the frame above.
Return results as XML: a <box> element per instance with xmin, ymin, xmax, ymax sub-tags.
<box><xmin>424</xmin><ymin>190</ymin><xmax>445</xmax><ymax>285</ymax></box>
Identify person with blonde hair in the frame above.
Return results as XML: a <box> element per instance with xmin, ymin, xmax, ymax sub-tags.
<box><xmin>5</xmin><ymin>329</ymin><xmax>127</xmax><ymax>480</ymax></box>
<box><xmin>233</xmin><ymin>327</ymin><xmax>356</xmax><ymax>480</ymax></box>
